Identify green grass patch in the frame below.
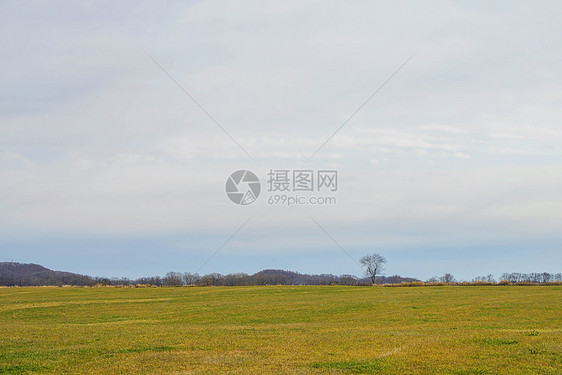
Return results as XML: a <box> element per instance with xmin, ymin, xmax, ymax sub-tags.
<box><xmin>117</xmin><ymin>346</ymin><xmax>175</xmax><ymax>353</ymax></box>
<box><xmin>452</xmin><ymin>369</ymin><xmax>490</xmax><ymax>375</ymax></box>
<box><xmin>0</xmin><ymin>364</ymin><xmax>49</xmax><ymax>374</ymax></box>
<box><xmin>480</xmin><ymin>338</ymin><xmax>519</xmax><ymax>346</ymax></box>
<box><xmin>312</xmin><ymin>359</ymin><xmax>385</xmax><ymax>373</ymax></box>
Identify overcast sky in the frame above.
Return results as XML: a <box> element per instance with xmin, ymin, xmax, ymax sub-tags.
<box><xmin>1</xmin><ymin>1</ymin><xmax>561</xmax><ymax>280</ymax></box>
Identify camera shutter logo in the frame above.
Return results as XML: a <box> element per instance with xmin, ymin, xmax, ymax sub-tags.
<box><xmin>225</xmin><ymin>170</ymin><xmax>261</xmax><ymax>205</ymax></box>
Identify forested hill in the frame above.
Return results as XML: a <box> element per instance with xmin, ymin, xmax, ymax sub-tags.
<box><xmin>0</xmin><ymin>262</ymin><xmax>94</xmax><ymax>286</ymax></box>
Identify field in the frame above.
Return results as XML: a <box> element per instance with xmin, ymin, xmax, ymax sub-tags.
<box><xmin>0</xmin><ymin>286</ymin><xmax>560</xmax><ymax>374</ymax></box>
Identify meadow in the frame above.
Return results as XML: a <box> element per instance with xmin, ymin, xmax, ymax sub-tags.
<box><xmin>0</xmin><ymin>285</ymin><xmax>560</xmax><ymax>374</ymax></box>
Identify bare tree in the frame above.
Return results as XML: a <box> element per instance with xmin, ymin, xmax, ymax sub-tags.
<box><xmin>359</xmin><ymin>253</ymin><xmax>387</xmax><ymax>284</ymax></box>
<box><xmin>439</xmin><ymin>273</ymin><xmax>455</xmax><ymax>283</ymax></box>
<box><xmin>163</xmin><ymin>272</ymin><xmax>184</xmax><ymax>286</ymax></box>
<box><xmin>183</xmin><ymin>272</ymin><xmax>201</xmax><ymax>285</ymax></box>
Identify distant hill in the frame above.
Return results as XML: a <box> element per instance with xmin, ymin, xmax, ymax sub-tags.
<box><xmin>0</xmin><ymin>262</ymin><xmax>95</xmax><ymax>286</ymax></box>
<box><xmin>0</xmin><ymin>262</ymin><xmax>419</xmax><ymax>286</ymax></box>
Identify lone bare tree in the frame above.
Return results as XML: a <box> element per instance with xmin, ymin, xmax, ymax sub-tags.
<box><xmin>359</xmin><ymin>253</ymin><xmax>387</xmax><ymax>284</ymax></box>
<box><xmin>439</xmin><ymin>273</ymin><xmax>455</xmax><ymax>283</ymax></box>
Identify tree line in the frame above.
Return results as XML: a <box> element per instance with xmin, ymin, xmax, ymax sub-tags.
<box><xmin>425</xmin><ymin>272</ymin><xmax>562</xmax><ymax>284</ymax></box>
<box><xmin>1</xmin><ymin>262</ymin><xmax>560</xmax><ymax>287</ymax></box>
<box><xmin>497</xmin><ymin>272</ymin><xmax>562</xmax><ymax>283</ymax></box>
<box><xmin>94</xmin><ymin>269</ymin><xmax>418</xmax><ymax>287</ymax></box>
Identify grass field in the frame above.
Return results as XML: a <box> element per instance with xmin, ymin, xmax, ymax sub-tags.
<box><xmin>0</xmin><ymin>285</ymin><xmax>560</xmax><ymax>374</ymax></box>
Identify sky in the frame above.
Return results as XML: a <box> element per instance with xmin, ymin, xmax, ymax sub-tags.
<box><xmin>1</xmin><ymin>1</ymin><xmax>561</xmax><ymax>281</ymax></box>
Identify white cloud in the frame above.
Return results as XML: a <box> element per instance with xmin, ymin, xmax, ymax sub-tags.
<box><xmin>418</xmin><ymin>124</ymin><xmax>468</xmax><ymax>133</ymax></box>
<box><xmin>454</xmin><ymin>152</ymin><xmax>471</xmax><ymax>159</ymax></box>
